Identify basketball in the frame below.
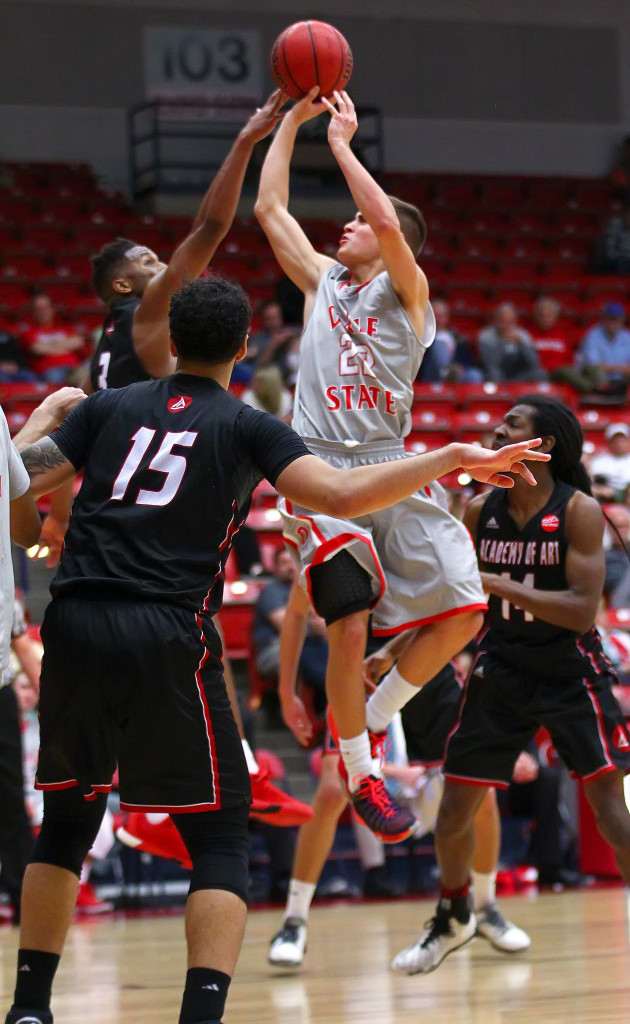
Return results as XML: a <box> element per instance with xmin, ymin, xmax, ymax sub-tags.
<box><xmin>270</xmin><ymin>20</ymin><xmax>353</xmax><ymax>99</ymax></box>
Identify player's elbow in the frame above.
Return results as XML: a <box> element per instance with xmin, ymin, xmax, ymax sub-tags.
<box><xmin>319</xmin><ymin>480</ymin><xmax>359</xmax><ymax>519</ymax></box>
<box><xmin>254</xmin><ymin>196</ymin><xmax>277</xmax><ymax>226</ymax></box>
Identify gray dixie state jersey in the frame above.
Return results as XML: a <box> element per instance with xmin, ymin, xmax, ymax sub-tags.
<box><xmin>292</xmin><ymin>264</ymin><xmax>436</xmax><ymax>444</ymax></box>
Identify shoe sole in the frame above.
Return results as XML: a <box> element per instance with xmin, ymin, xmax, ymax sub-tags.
<box><xmin>268</xmin><ymin>955</ymin><xmax>304</xmax><ymax>969</ymax></box>
<box><xmin>393</xmin><ymin>929</ymin><xmax>476</xmax><ymax>975</ymax></box>
<box><xmin>476</xmin><ymin>929</ymin><xmax>531</xmax><ymax>953</ymax></box>
<box><xmin>353</xmin><ymin>808</ymin><xmax>420</xmax><ymax>845</ymax></box>
<box><xmin>116</xmin><ymin>826</ymin><xmax>142</xmax><ymax>850</ymax></box>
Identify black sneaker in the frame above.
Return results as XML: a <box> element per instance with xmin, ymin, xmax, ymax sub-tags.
<box><xmin>5</xmin><ymin>1010</ymin><xmax>53</xmax><ymax>1024</ymax></box>
<box><xmin>351</xmin><ymin>774</ymin><xmax>417</xmax><ymax>843</ymax></box>
<box><xmin>391</xmin><ymin>896</ymin><xmax>476</xmax><ymax>974</ymax></box>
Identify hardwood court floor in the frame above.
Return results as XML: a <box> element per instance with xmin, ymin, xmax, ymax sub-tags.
<box><xmin>0</xmin><ymin>888</ymin><xmax>629</xmax><ymax>1022</ymax></box>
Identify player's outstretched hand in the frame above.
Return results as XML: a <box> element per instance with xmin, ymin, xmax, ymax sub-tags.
<box><xmin>280</xmin><ymin>691</ymin><xmax>314</xmax><ymax>747</ymax></box>
<box><xmin>244</xmin><ymin>89</ymin><xmax>288</xmax><ymax>142</ymax></box>
<box><xmin>460</xmin><ymin>438</ymin><xmax>550</xmax><ymax>488</ymax></box>
<box><xmin>321</xmin><ymin>90</ymin><xmax>358</xmax><ymax>148</ymax></box>
<box><xmin>287</xmin><ymin>85</ymin><xmax>329</xmax><ymax>126</ymax></box>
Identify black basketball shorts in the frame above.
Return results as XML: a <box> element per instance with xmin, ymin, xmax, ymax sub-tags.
<box><xmin>36</xmin><ymin>596</ymin><xmax>250</xmax><ymax>812</ymax></box>
<box><xmin>444</xmin><ymin>652</ymin><xmax>630</xmax><ymax>788</ymax></box>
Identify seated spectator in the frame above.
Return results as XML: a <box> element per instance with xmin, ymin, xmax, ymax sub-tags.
<box><xmin>19</xmin><ymin>293</ymin><xmax>85</xmax><ymax>382</ymax></box>
<box><xmin>501</xmin><ymin>745</ymin><xmax>587</xmax><ymax>890</ymax></box>
<box><xmin>527</xmin><ymin>297</ymin><xmax>576</xmax><ymax>377</ymax></box>
<box><xmin>417</xmin><ymin>299</ymin><xmax>483</xmax><ymax>383</ymax></box>
<box><xmin>593</xmin><ymin>206</ymin><xmax>630</xmax><ymax>274</ymax></box>
<box><xmin>241</xmin><ymin>365</ymin><xmax>293</xmax><ymax>421</ymax></box>
<box><xmin>590</xmin><ymin>424</ymin><xmax>630</xmax><ymax>503</ymax></box>
<box><xmin>250</xmin><ymin>300</ymin><xmax>301</xmax><ymax>383</ymax></box>
<box><xmin>252</xmin><ymin>551</ymin><xmax>328</xmax><ymax>713</ymax></box>
<box><xmin>477</xmin><ymin>302</ymin><xmax>547</xmax><ymax>383</ymax></box>
<box><xmin>576</xmin><ymin>302</ymin><xmax>630</xmax><ymax>393</ymax></box>
<box><xmin>0</xmin><ymin>327</ymin><xmax>37</xmax><ymax>383</ymax></box>
<box><xmin>600</xmin><ymin>503</ymin><xmax>630</xmax><ymax>598</ymax></box>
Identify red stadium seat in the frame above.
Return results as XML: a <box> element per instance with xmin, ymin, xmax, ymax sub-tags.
<box><xmin>436</xmin><ymin>179</ymin><xmax>480</xmax><ymax>207</ymax></box>
<box><xmin>217</xmin><ymin>580</ymin><xmax>264</xmax><ymax>660</ymax></box>
<box><xmin>405</xmin><ymin>430</ymin><xmax>453</xmax><ymax>454</ymax></box>
<box><xmin>458</xmin><ymin>237</ymin><xmax>503</xmax><ymax>260</ymax></box>
<box><xmin>452</xmin><ymin>410</ymin><xmax>501</xmax><ymax>444</ymax></box>
<box><xmin>502</xmin><ymin>237</ymin><xmax>547</xmax><ymax>262</ymax></box>
<box><xmin>510</xmin><ymin>212</ymin><xmax>551</xmax><ymax>236</ymax></box>
<box><xmin>525</xmin><ymin>180</ymin><xmax>572</xmax><ymax>208</ymax></box>
<box><xmin>481</xmin><ymin>179</ymin><xmax>525</xmax><ymax>208</ymax></box>
<box><xmin>466</xmin><ymin>210</ymin><xmax>510</xmax><ymax>236</ymax></box>
<box><xmin>412</xmin><ymin>382</ymin><xmax>458</xmax><ymax>405</ymax></box>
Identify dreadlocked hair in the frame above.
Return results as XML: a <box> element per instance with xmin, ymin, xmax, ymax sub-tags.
<box><xmin>518</xmin><ymin>394</ymin><xmax>592</xmax><ymax>495</ymax></box>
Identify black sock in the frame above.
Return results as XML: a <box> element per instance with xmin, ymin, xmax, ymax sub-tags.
<box><xmin>13</xmin><ymin>948</ymin><xmax>60</xmax><ymax>1011</ymax></box>
<box><xmin>178</xmin><ymin>967</ymin><xmax>230</xmax><ymax>1024</ymax></box>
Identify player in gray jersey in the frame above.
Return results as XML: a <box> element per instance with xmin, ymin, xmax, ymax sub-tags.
<box><xmin>255</xmin><ymin>88</ymin><xmax>487</xmax><ymax>842</ymax></box>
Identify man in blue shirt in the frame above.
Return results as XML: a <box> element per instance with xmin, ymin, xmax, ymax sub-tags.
<box><xmin>579</xmin><ymin>302</ymin><xmax>630</xmax><ymax>386</ymax></box>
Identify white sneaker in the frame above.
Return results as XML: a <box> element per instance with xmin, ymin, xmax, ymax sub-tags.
<box><xmin>268</xmin><ymin>917</ymin><xmax>307</xmax><ymax>969</ymax></box>
<box><xmin>475</xmin><ymin>901</ymin><xmax>531</xmax><ymax>952</ymax></box>
<box><xmin>391</xmin><ymin>900</ymin><xmax>476</xmax><ymax>975</ymax></box>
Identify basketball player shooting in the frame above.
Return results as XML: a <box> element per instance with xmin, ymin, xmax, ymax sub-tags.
<box><xmin>255</xmin><ymin>89</ymin><xmax>492</xmax><ymax>842</ymax></box>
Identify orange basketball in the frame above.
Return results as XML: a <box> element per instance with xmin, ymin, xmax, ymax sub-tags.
<box><xmin>271</xmin><ymin>20</ymin><xmax>353</xmax><ymax>100</ymax></box>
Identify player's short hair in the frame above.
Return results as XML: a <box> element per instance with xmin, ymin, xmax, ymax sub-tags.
<box><xmin>518</xmin><ymin>394</ymin><xmax>592</xmax><ymax>495</ymax></box>
<box><xmin>388</xmin><ymin>196</ymin><xmax>427</xmax><ymax>258</ymax></box>
<box><xmin>90</xmin><ymin>238</ymin><xmax>138</xmax><ymax>301</ymax></box>
<box><xmin>169</xmin><ymin>277</ymin><xmax>251</xmax><ymax>365</ymax></box>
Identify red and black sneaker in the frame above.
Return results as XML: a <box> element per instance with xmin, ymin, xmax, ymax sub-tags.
<box><xmin>351</xmin><ymin>773</ymin><xmax>418</xmax><ymax>844</ymax></box>
<box><xmin>250</xmin><ymin>769</ymin><xmax>314</xmax><ymax>827</ymax></box>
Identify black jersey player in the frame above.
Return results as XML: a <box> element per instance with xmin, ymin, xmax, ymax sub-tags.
<box><xmin>392</xmin><ymin>395</ymin><xmax>630</xmax><ymax>976</ymax></box>
<box><xmin>30</xmin><ymin>92</ymin><xmax>286</xmax><ymax>569</ymax></box>
<box><xmin>4</xmin><ymin>277</ymin><xmax>547</xmax><ymax>1024</ymax></box>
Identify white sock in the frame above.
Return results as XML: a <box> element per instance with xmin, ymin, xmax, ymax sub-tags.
<box><xmin>338</xmin><ymin>731</ymin><xmax>374</xmax><ymax>792</ymax></box>
<box><xmin>472</xmin><ymin>869</ymin><xmax>496</xmax><ymax>909</ymax></box>
<box><xmin>241</xmin><ymin>738</ymin><xmax>259</xmax><ymax>774</ymax></box>
<box><xmin>284</xmin><ymin>879</ymin><xmax>316</xmax><ymax>923</ymax></box>
<box><xmin>366</xmin><ymin>666</ymin><xmax>419</xmax><ymax>733</ymax></box>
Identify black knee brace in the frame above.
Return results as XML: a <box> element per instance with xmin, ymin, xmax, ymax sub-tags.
<box><xmin>32</xmin><ymin>790</ymin><xmax>108</xmax><ymax>878</ymax></box>
<box><xmin>309</xmin><ymin>548</ymin><xmax>374</xmax><ymax>625</ymax></box>
<box><xmin>171</xmin><ymin>803</ymin><xmax>250</xmax><ymax>905</ymax></box>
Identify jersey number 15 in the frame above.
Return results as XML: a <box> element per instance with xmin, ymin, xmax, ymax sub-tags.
<box><xmin>111</xmin><ymin>427</ymin><xmax>198</xmax><ymax>507</ymax></box>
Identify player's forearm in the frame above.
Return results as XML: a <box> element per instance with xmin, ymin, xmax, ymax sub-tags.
<box><xmin>256</xmin><ymin>114</ymin><xmax>299</xmax><ymax>213</ymax></box>
<box><xmin>191</xmin><ymin>132</ymin><xmax>257</xmax><ymax>236</ymax></box>
<box><xmin>327</xmin><ymin>444</ymin><xmax>461</xmax><ymax>519</ymax></box>
<box><xmin>483</xmin><ymin>574</ymin><xmax>597</xmax><ymax>634</ymax></box>
<box><xmin>330</xmin><ymin>140</ymin><xmax>399</xmax><ymax>237</ymax></box>
<box><xmin>278</xmin><ymin>607</ymin><xmax>309</xmax><ymax>700</ymax></box>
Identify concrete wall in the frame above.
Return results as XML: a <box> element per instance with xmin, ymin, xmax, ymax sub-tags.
<box><xmin>1</xmin><ymin>0</ymin><xmax>629</xmax><ymax>188</ymax></box>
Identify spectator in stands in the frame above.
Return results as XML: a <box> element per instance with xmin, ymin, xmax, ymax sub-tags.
<box><xmin>0</xmin><ymin>328</ymin><xmax>37</xmax><ymax>383</ymax></box>
<box><xmin>19</xmin><ymin>293</ymin><xmax>85</xmax><ymax>383</ymax></box>
<box><xmin>477</xmin><ymin>302</ymin><xmax>547</xmax><ymax>383</ymax></box>
<box><xmin>502</xmin><ymin>745</ymin><xmax>587</xmax><ymax>890</ymax></box>
<box><xmin>593</xmin><ymin>206</ymin><xmax>630</xmax><ymax>274</ymax></box>
<box><xmin>250</xmin><ymin>301</ymin><xmax>301</xmax><ymax>383</ymax></box>
<box><xmin>528</xmin><ymin>297</ymin><xmax>575</xmax><ymax>378</ymax></box>
<box><xmin>241</xmin><ymin>365</ymin><xmax>293</xmax><ymax>421</ymax></box>
<box><xmin>590</xmin><ymin>424</ymin><xmax>630</xmax><ymax>503</ymax></box>
<box><xmin>576</xmin><ymin>302</ymin><xmax>630</xmax><ymax>393</ymax></box>
<box><xmin>253</xmin><ymin>549</ymin><xmax>328</xmax><ymax>715</ymax></box>
<box><xmin>601</xmin><ymin>504</ymin><xmax>630</xmax><ymax>598</ymax></box>
<box><xmin>417</xmin><ymin>299</ymin><xmax>483</xmax><ymax>383</ymax></box>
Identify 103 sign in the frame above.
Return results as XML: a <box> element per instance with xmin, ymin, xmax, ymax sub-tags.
<box><xmin>144</xmin><ymin>27</ymin><xmax>263</xmax><ymax>102</ymax></box>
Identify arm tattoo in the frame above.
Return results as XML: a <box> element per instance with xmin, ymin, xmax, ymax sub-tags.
<box><xmin>21</xmin><ymin>438</ymin><xmax>70</xmax><ymax>478</ymax></box>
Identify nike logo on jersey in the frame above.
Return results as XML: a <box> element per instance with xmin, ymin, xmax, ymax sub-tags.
<box><xmin>486</xmin><ymin>517</ymin><xmax>499</xmax><ymax>529</ymax></box>
<box><xmin>168</xmin><ymin>395</ymin><xmax>192</xmax><ymax>412</ymax></box>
